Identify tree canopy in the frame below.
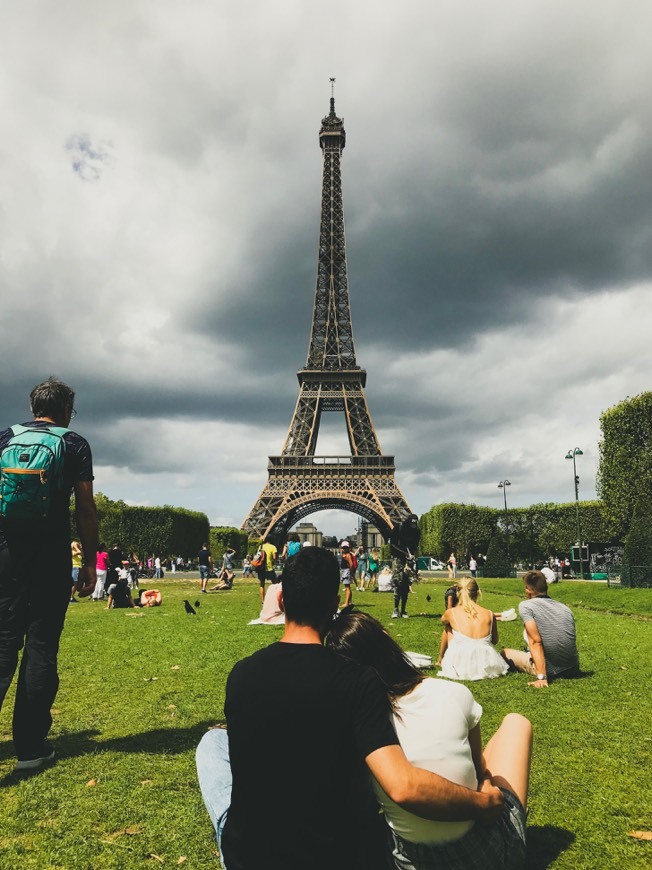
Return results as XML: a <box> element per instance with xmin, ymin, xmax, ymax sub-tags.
<box><xmin>597</xmin><ymin>392</ymin><xmax>652</xmax><ymax>540</ymax></box>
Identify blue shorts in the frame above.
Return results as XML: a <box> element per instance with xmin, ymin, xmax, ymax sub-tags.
<box><xmin>389</xmin><ymin>788</ymin><xmax>526</xmax><ymax>870</ymax></box>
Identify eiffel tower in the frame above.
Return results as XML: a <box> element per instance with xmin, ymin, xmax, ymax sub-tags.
<box><xmin>242</xmin><ymin>91</ymin><xmax>413</xmax><ymax>543</ymax></box>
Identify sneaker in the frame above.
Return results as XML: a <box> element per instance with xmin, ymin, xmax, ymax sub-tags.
<box><xmin>401</xmin><ymin>613</ymin><xmax>409</xmax><ymax>619</ymax></box>
<box><xmin>201</xmin><ymin>589</ymin><xmax>207</xmax><ymax>594</ymax></box>
<box><xmin>391</xmin><ymin>610</ymin><xmax>399</xmax><ymax>619</ymax></box>
<box><xmin>69</xmin><ymin>598</ymin><xmax>78</xmax><ymax>604</ymax></box>
<box><xmin>14</xmin><ymin>744</ymin><xmax>55</xmax><ymax>772</ymax></box>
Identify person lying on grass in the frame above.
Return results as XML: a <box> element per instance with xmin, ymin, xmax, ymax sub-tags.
<box><xmin>326</xmin><ymin>609</ymin><xmax>532</xmax><ymax>870</ymax></box>
<box><xmin>196</xmin><ymin>546</ymin><xmax>505</xmax><ymax>870</ymax></box>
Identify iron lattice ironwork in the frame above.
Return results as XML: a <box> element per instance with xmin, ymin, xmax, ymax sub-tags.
<box><xmin>242</xmin><ymin>96</ymin><xmax>412</xmax><ymax>542</ymax></box>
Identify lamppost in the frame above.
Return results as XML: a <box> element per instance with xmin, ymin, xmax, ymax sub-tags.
<box><xmin>565</xmin><ymin>448</ymin><xmax>585</xmax><ymax>579</ymax></box>
<box><xmin>498</xmin><ymin>480</ymin><xmax>511</xmax><ymax>564</ymax></box>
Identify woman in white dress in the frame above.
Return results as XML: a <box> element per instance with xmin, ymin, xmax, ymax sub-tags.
<box><xmin>326</xmin><ymin>610</ymin><xmax>531</xmax><ymax>870</ymax></box>
<box><xmin>436</xmin><ymin>577</ymin><xmax>508</xmax><ymax>681</ymax></box>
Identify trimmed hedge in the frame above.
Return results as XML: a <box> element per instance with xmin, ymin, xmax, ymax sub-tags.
<box><xmin>420</xmin><ymin>500</ymin><xmax>616</xmax><ymax>563</ymax></box>
<box><xmin>598</xmin><ymin>392</ymin><xmax>652</xmax><ymax>539</ymax></box>
<box><xmin>75</xmin><ymin>492</ymin><xmax>210</xmax><ymax>560</ymax></box>
<box><xmin>622</xmin><ymin>496</ymin><xmax>652</xmax><ymax>587</ymax></box>
<box><xmin>210</xmin><ymin>527</ymin><xmax>249</xmax><ymax>563</ymax></box>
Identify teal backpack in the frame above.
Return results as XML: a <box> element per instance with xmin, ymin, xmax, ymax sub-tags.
<box><xmin>0</xmin><ymin>425</ymin><xmax>68</xmax><ymax>521</ymax></box>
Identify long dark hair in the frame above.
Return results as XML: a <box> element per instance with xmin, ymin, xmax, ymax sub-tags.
<box><xmin>325</xmin><ymin>611</ymin><xmax>423</xmax><ymax>712</ymax></box>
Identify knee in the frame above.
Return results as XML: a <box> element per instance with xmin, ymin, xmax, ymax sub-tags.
<box><xmin>197</xmin><ymin>727</ymin><xmax>229</xmax><ymax>764</ymax></box>
<box><xmin>502</xmin><ymin>713</ymin><xmax>533</xmax><ymax>743</ymax></box>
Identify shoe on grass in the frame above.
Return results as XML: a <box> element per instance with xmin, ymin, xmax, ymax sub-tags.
<box><xmin>401</xmin><ymin>613</ymin><xmax>409</xmax><ymax>618</ymax></box>
<box><xmin>391</xmin><ymin>609</ymin><xmax>399</xmax><ymax>618</ymax></box>
<box><xmin>14</xmin><ymin>744</ymin><xmax>55</xmax><ymax>772</ymax></box>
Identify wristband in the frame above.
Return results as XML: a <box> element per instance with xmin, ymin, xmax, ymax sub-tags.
<box><xmin>537</xmin><ymin>673</ymin><xmax>547</xmax><ymax>681</ymax></box>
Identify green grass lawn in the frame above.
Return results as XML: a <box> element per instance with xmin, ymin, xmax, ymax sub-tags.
<box><xmin>1</xmin><ymin>575</ymin><xmax>650</xmax><ymax>868</ymax></box>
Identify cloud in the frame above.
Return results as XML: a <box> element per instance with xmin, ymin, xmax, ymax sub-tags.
<box><xmin>65</xmin><ymin>133</ymin><xmax>112</xmax><ymax>181</ymax></box>
<box><xmin>0</xmin><ymin>0</ymin><xmax>650</xmax><ymax>537</ymax></box>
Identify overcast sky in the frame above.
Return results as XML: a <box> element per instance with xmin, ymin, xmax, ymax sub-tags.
<box><xmin>2</xmin><ymin>1</ymin><xmax>650</xmax><ymax>539</ymax></box>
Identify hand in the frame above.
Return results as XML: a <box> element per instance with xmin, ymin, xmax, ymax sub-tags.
<box><xmin>527</xmin><ymin>678</ymin><xmax>549</xmax><ymax>688</ymax></box>
<box><xmin>476</xmin><ymin>778</ymin><xmax>505</xmax><ymax>823</ymax></box>
<box><xmin>76</xmin><ymin>565</ymin><xmax>97</xmax><ymax>598</ymax></box>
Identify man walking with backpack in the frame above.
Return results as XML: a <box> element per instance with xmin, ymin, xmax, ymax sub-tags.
<box><xmin>0</xmin><ymin>377</ymin><xmax>97</xmax><ymax>771</ymax></box>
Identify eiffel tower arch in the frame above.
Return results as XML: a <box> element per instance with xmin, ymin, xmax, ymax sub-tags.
<box><xmin>242</xmin><ymin>92</ymin><xmax>413</xmax><ymax>543</ymax></box>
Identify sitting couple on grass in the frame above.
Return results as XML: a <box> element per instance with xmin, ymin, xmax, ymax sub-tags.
<box><xmin>196</xmin><ymin>547</ymin><xmax>532</xmax><ymax>870</ymax></box>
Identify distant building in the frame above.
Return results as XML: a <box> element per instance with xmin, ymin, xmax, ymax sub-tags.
<box><xmin>294</xmin><ymin>522</ymin><xmax>323</xmax><ymax>547</ymax></box>
<box><xmin>349</xmin><ymin>524</ymin><xmax>383</xmax><ymax>549</ymax></box>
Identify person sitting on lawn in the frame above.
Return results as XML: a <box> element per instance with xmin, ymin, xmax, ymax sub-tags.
<box><xmin>436</xmin><ymin>577</ymin><xmax>509</xmax><ymax>681</ymax></box>
<box><xmin>106</xmin><ymin>571</ymin><xmax>134</xmax><ymax>609</ymax></box>
<box><xmin>326</xmin><ymin>610</ymin><xmax>532</xmax><ymax>870</ymax></box>
<box><xmin>195</xmin><ymin>546</ymin><xmax>505</xmax><ymax>870</ymax></box>
<box><xmin>502</xmin><ymin>569</ymin><xmax>580</xmax><ymax>688</ymax></box>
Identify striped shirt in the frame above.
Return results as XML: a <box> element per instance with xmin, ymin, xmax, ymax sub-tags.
<box><xmin>519</xmin><ymin>596</ymin><xmax>580</xmax><ymax>678</ymax></box>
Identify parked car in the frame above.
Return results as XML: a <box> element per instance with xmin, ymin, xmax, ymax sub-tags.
<box><xmin>417</xmin><ymin>557</ymin><xmax>446</xmax><ymax>571</ymax></box>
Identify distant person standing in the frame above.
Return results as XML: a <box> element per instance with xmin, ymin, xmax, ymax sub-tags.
<box><xmin>355</xmin><ymin>545</ymin><xmax>369</xmax><ymax>592</ymax></box>
<box><xmin>198</xmin><ymin>543</ymin><xmax>212</xmax><ymax>594</ymax></box>
<box><xmin>447</xmin><ymin>552</ymin><xmax>457</xmax><ymax>580</ymax></box>
<box><xmin>0</xmin><ymin>377</ymin><xmax>97</xmax><ymax>771</ymax></box>
<box><xmin>70</xmin><ymin>540</ymin><xmax>83</xmax><ymax>603</ymax></box>
<box><xmin>339</xmin><ymin>541</ymin><xmax>356</xmax><ymax>608</ymax></box>
<box><xmin>259</xmin><ymin>537</ymin><xmax>277</xmax><ymax>603</ymax></box>
<box><xmin>391</xmin><ymin>514</ymin><xmax>421</xmax><ymax>619</ymax></box>
<box><xmin>469</xmin><ymin>555</ymin><xmax>478</xmax><ymax>579</ymax></box>
<box><xmin>93</xmin><ymin>542</ymin><xmax>110</xmax><ymax>601</ymax></box>
<box><xmin>367</xmin><ymin>546</ymin><xmax>380</xmax><ymax>590</ymax></box>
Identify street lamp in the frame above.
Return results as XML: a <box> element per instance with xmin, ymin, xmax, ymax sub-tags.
<box><xmin>498</xmin><ymin>480</ymin><xmax>511</xmax><ymax>563</ymax></box>
<box><xmin>565</xmin><ymin>448</ymin><xmax>585</xmax><ymax>579</ymax></box>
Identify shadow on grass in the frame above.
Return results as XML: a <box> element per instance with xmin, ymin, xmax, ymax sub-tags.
<box><xmin>0</xmin><ymin>720</ymin><xmax>219</xmax><ymax>787</ymax></box>
<box><xmin>409</xmin><ymin>612</ymin><xmax>444</xmax><ymax>619</ymax></box>
<box><xmin>526</xmin><ymin>825</ymin><xmax>575</xmax><ymax>868</ymax></box>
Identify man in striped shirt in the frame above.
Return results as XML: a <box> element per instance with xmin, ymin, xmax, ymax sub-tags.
<box><xmin>502</xmin><ymin>570</ymin><xmax>580</xmax><ymax>688</ymax></box>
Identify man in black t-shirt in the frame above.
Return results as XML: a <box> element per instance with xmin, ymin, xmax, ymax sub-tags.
<box><xmin>198</xmin><ymin>543</ymin><xmax>212</xmax><ymax>593</ymax></box>
<box><xmin>0</xmin><ymin>378</ymin><xmax>98</xmax><ymax>772</ymax></box>
<box><xmin>196</xmin><ymin>547</ymin><xmax>504</xmax><ymax>870</ymax></box>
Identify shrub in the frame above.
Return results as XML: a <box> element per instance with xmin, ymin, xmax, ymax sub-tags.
<box><xmin>483</xmin><ymin>530</ymin><xmax>513</xmax><ymax>578</ymax></box>
<box><xmin>622</xmin><ymin>496</ymin><xmax>652</xmax><ymax>587</ymax></box>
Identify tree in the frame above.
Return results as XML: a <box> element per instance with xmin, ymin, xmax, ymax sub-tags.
<box><xmin>72</xmin><ymin>493</ymin><xmax>209</xmax><ymax>559</ymax></box>
<box><xmin>622</xmin><ymin>496</ymin><xmax>652</xmax><ymax>587</ymax></box>
<box><xmin>597</xmin><ymin>392</ymin><xmax>652</xmax><ymax>539</ymax></box>
<box><xmin>418</xmin><ymin>504</ymin><xmax>498</xmax><ymax>559</ymax></box>
<box><xmin>210</xmin><ymin>527</ymin><xmax>249</xmax><ymax>563</ymax></box>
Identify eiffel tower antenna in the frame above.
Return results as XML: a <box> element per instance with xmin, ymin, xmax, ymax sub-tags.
<box><xmin>242</xmin><ymin>90</ymin><xmax>412</xmax><ymax>542</ymax></box>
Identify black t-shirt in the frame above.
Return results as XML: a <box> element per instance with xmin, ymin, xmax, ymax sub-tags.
<box><xmin>0</xmin><ymin>421</ymin><xmax>93</xmax><ymax>553</ymax></box>
<box><xmin>198</xmin><ymin>547</ymin><xmax>210</xmax><ymax>566</ymax></box>
<box><xmin>222</xmin><ymin>642</ymin><xmax>399</xmax><ymax>870</ymax></box>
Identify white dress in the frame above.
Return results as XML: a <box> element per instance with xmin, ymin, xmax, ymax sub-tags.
<box><xmin>438</xmin><ymin>628</ymin><xmax>508</xmax><ymax>681</ymax></box>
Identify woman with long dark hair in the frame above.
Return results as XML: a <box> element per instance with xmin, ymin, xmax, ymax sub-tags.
<box><xmin>326</xmin><ymin>611</ymin><xmax>532</xmax><ymax>869</ymax></box>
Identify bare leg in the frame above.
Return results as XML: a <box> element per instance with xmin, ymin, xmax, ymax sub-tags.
<box><xmin>436</xmin><ymin>628</ymin><xmax>450</xmax><ymax>666</ymax></box>
<box><xmin>343</xmin><ymin>585</ymin><xmax>352</xmax><ymax>607</ymax></box>
<box><xmin>483</xmin><ymin>713</ymin><xmax>532</xmax><ymax>810</ymax></box>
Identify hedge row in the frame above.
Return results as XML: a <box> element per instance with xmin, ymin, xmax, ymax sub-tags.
<box><xmin>209</xmin><ymin>527</ymin><xmax>250</xmax><ymax>563</ymax></box>
<box><xmin>419</xmin><ymin>500</ymin><xmax>615</xmax><ymax>563</ymax></box>
<box><xmin>74</xmin><ymin>492</ymin><xmax>210</xmax><ymax>559</ymax></box>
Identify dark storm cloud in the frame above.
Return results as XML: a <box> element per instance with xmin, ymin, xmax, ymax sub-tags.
<box><xmin>2</xmin><ymin>0</ymin><xmax>651</xmax><ymax>531</ymax></box>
